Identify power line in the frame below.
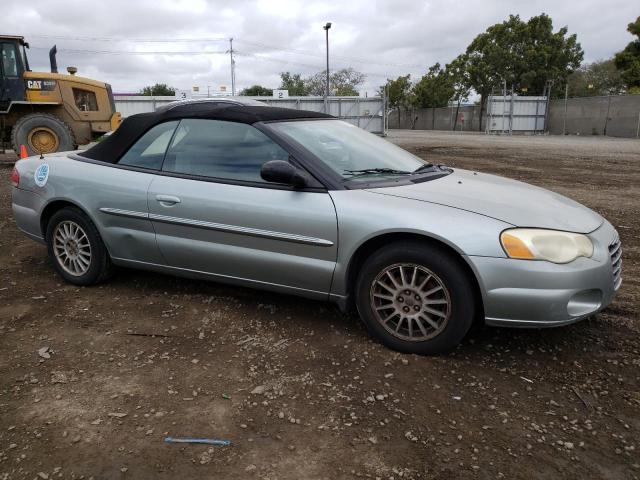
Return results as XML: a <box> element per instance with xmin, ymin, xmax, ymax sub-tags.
<box><xmin>27</xmin><ymin>33</ymin><xmax>427</xmax><ymax>70</ymax></box>
<box><xmin>236</xmin><ymin>39</ymin><xmax>427</xmax><ymax>70</ymax></box>
<box><xmin>30</xmin><ymin>46</ymin><xmax>227</xmax><ymax>55</ymax></box>
<box><xmin>237</xmin><ymin>51</ymin><xmax>400</xmax><ymax>80</ymax></box>
<box><xmin>29</xmin><ymin>45</ymin><xmax>416</xmax><ymax>80</ymax></box>
<box><xmin>29</xmin><ymin>44</ymin><xmax>422</xmax><ymax>89</ymax></box>
<box><xmin>27</xmin><ymin>34</ymin><xmax>227</xmax><ymax>43</ymax></box>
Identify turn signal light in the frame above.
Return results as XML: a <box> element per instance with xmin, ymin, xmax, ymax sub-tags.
<box><xmin>11</xmin><ymin>167</ymin><xmax>20</xmax><ymax>187</ymax></box>
<box><xmin>500</xmin><ymin>232</ymin><xmax>534</xmax><ymax>259</ymax></box>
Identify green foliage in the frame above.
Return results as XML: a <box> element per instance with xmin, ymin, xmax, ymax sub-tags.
<box><xmin>139</xmin><ymin>83</ymin><xmax>176</xmax><ymax>96</ymax></box>
<box><xmin>461</xmin><ymin>14</ymin><xmax>583</xmax><ymax>97</ymax></box>
<box><xmin>445</xmin><ymin>56</ymin><xmax>471</xmax><ymax>102</ymax></box>
<box><xmin>302</xmin><ymin>72</ymin><xmax>327</xmax><ymax>96</ymax></box>
<box><xmin>567</xmin><ymin>59</ymin><xmax>625</xmax><ymax>97</ymax></box>
<box><xmin>239</xmin><ymin>85</ymin><xmax>273</xmax><ymax>96</ymax></box>
<box><xmin>332</xmin><ymin>68</ymin><xmax>366</xmax><ymax>95</ymax></box>
<box><xmin>380</xmin><ymin>61</ymin><xmax>469</xmax><ymax>111</ymax></box>
<box><xmin>380</xmin><ymin>75</ymin><xmax>412</xmax><ymax>109</ymax></box>
<box><xmin>304</xmin><ymin>68</ymin><xmax>366</xmax><ymax>96</ymax></box>
<box><xmin>412</xmin><ymin>63</ymin><xmax>455</xmax><ymax>108</ymax></box>
<box><xmin>279</xmin><ymin>72</ymin><xmax>308</xmax><ymax>96</ymax></box>
<box><xmin>614</xmin><ymin>16</ymin><xmax>640</xmax><ymax>91</ymax></box>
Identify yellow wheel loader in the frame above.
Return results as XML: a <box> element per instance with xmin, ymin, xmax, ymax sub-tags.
<box><xmin>0</xmin><ymin>35</ymin><xmax>121</xmax><ymax>156</ymax></box>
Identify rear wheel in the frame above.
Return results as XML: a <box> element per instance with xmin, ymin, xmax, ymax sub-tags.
<box><xmin>355</xmin><ymin>241</ymin><xmax>476</xmax><ymax>355</ymax></box>
<box><xmin>45</xmin><ymin>207</ymin><xmax>112</xmax><ymax>285</ymax></box>
<box><xmin>11</xmin><ymin>113</ymin><xmax>75</xmax><ymax>156</ymax></box>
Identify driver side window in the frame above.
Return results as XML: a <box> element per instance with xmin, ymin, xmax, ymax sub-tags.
<box><xmin>162</xmin><ymin>119</ymin><xmax>290</xmax><ymax>183</ymax></box>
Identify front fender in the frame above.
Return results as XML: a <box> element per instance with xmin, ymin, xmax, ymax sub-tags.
<box><xmin>328</xmin><ymin>189</ymin><xmax>513</xmax><ymax>298</ymax></box>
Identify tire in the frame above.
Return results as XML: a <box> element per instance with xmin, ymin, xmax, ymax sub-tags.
<box><xmin>11</xmin><ymin>113</ymin><xmax>75</xmax><ymax>156</ymax></box>
<box><xmin>355</xmin><ymin>241</ymin><xmax>476</xmax><ymax>355</ymax></box>
<box><xmin>45</xmin><ymin>207</ymin><xmax>113</xmax><ymax>286</ymax></box>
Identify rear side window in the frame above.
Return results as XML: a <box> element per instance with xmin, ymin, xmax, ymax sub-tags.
<box><xmin>161</xmin><ymin>119</ymin><xmax>289</xmax><ymax>183</ymax></box>
<box><xmin>118</xmin><ymin>121</ymin><xmax>178</xmax><ymax>170</ymax></box>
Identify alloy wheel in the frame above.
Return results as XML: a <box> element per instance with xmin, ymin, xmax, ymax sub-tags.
<box><xmin>52</xmin><ymin>220</ymin><xmax>92</xmax><ymax>276</ymax></box>
<box><xmin>369</xmin><ymin>263</ymin><xmax>451</xmax><ymax>341</ymax></box>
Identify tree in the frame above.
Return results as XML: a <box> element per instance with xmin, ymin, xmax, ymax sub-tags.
<box><xmin>331</xmin><ymin>68</ymin><xmax>366</xmax><ymax>95</ymax></box>
<box><xmin>239</xmin><ymin>85</ymin><xmax>273</xmax><ymax>96</ymax></box>
<box><xmin>446</xmin><ymin>56</ymin><xmax>471</xmax><ymax>104</ymax></box>
<box><xmin>614</xmin><ymin>16</ymin><xmax>640</xmax><ymax>94</ymax></box>
<box><xmin>446</xmin><ymin>56</ymin><xmax>472</xmax><ymax>130</ymax></box>
<box><xmin>461</xmin><ymin>13</ymin><xmax>583</xmax><ymax>129</ymax></box>
<box><xmin>279</xmin><ymin>72</ymin><xmax>308</xmax><ymax>96</ymax></box>
<box><xmin>380</xmin><ymin>74</ymin><xmax>412</xmax><ymax>109</ymax></box>
<box><xmin>303</xmin><ymin>72</ymin><xmax>328</xmax><ymax>96</ymax></box>
<box><xmin>412</xmin><ymin>63</ymin><xmax>455</xmax><ymax>108</ymax></box>
<box><xmin>379</xmin><ymin>75</ymin><xmax>413</xmax><ymax>128</ymax></box>
<box><xmin>140</xmin><ymin>83</ymin><xmax>176</xmax><ymax>96</ymax></box>
<box><xmin>567</xmin><ymin>59</ymin><xmax>625</xmax><ymax>97</ymax></box>
<box><xmin>304</xmin><ymin>68</ymin><xmax>366</xmax><ymax>96</ymax></box>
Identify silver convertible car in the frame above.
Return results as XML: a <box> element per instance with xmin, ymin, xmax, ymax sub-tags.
<box><xmin>11</xmin><ymin>99</ymin><xmax>622</xmax><ymax>354</ymax></box>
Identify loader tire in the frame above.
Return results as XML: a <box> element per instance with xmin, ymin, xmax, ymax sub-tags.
<box><xmin>11</xmin><ymin>113</ymin><xmax>75</xmax><ymax>156</ymax></box>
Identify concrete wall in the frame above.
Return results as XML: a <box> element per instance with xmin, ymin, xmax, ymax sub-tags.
<box><xmin>390</xmin><ymin>95</ymin><xmax>640</xmax><ymax>138</ymax></box>
<box><xmin>389</xmin><ymin>105</ymin><xmax>485</xmax><ymax>132</ymax></box>
<box><xmin>547</xmin><ymin>95</ymin><xmax>640</xmax><ymax>137</ymax></box>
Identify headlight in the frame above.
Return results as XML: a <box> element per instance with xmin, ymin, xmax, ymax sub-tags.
<box><xmin>500</xmin><ymin>228</ymin><xmax>594</xmax><ymax>264</ymax></box>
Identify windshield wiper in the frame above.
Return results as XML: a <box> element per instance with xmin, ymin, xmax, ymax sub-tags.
<box><xmin>343</xmin><ymin>168</ymin><xmax>411</xmax><ymax>177</ymax></box>
<box><xmin>412</xmin><ymin>163</ymin><xmax>435</xmax><ymax>174</ymax></box>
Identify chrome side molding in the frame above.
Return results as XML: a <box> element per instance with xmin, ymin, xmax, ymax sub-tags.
<box><xmin>99</xmin><ymin>207</ymin><xmax>334</xmax><ymax>247</ymax></box>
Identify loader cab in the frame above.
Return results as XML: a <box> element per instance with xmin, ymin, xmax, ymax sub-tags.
<box><xmin>0</xmin><ymin>36</ymin><xmax>28</xmax><ymax>112</ymax></box>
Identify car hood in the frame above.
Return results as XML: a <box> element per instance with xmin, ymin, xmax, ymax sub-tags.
<box><xmin>365</xmin><ymin>168</ymin><xmax>603</xmax><ymax>233</ymax></box>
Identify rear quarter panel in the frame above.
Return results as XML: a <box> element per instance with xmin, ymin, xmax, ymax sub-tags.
<box><xmin>12</xmin><ymin>154</ymin><xmax>162</xmax><ymax>264</ymax></box>
<box><xmin>11</xmin><ymin>156</ymin><xmax>53</xmax><ymax>241</ymax></box>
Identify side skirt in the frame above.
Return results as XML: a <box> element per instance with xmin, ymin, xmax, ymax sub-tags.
<box><xmin>111</xmin><ymin>256</ymin><xmax>333</xmax><ymax>302</ymax></box>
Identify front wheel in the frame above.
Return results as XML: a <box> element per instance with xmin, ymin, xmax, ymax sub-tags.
<box><xmin>355</xmin><ymin>241</ymin><xmax>476</xmax><ymax>355</ymax></box>
<box><xmin>45</xmin><ymin>207</ymin><xmax>113</xmax><ymax>285</ymax></box>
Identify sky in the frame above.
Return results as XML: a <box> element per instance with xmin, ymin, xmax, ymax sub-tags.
<box><xmin>3</xmin><ymin>0</ymin><xmax>638</xmax><ymax>96</ymax></box>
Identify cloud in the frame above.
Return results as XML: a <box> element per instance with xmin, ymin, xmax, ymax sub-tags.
<box><xmin>4</xmin><ymin>0</ymin><xmax>637</xmax><ymax>95</ymax></box>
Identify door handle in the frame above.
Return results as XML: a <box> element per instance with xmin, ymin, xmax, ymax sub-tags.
<box><xmin>155</xmin><ymin>194</ymin><xmax>181</xmax><ymax>206</ymax></box>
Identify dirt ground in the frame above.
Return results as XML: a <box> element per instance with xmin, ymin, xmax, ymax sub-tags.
<box><xmin>1</xmin><ymin>131</ymin><xmax>639</xmax><ymax>480</ymax></box>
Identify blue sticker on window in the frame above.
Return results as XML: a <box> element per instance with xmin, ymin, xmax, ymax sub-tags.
<box><xmin>34</xmin><ymin>163</ymin><xmax>50</xmax><ymax>187</ymax></box>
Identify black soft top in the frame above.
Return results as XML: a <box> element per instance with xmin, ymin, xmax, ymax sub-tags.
<box><xmin>80</xmin><ymin>103</ymin><xmax>333</xmax><ymax>163</ymax></box>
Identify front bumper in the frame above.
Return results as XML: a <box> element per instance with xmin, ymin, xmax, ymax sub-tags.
<box><xmin>467</xmin><ymin>221</ymin><xmax>621</xmax><ymax>328</ymax></box>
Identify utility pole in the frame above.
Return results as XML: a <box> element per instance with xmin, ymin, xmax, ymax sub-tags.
<box><xmin>323</xmin><ymin>23</ymin><xmax>332</xmax><ymax>98</ymax></box>
<box><xmin>229</xmin><ymin>38</ymin><xmax>236</xmax><ymax>96</ymax></box>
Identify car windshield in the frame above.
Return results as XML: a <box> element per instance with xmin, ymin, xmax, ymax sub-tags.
<box><xmin>269</xmin><ymin>120</ymin><xmax>428</xmax><ymax>182</ymax></box>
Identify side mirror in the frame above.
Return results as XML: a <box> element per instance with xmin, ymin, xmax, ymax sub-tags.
<box><xmin>260</xmin><ymin>160</ymin><xmax>308</xmax><ymax>188</ymax></box>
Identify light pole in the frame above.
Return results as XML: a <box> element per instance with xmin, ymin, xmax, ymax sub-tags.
<box><xmin>323</xmin><ymin>22</ymin><xmax>331</xmax><ymax>98</ymax></box>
